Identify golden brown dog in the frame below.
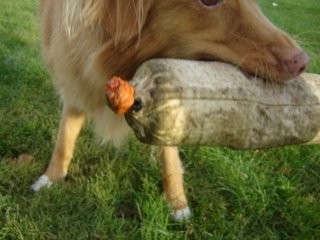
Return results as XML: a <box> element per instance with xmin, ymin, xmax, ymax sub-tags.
<box><xmin>32</xmin><ymin>0</ymin><xmax>309</xmax><ymax>221</ymax></box>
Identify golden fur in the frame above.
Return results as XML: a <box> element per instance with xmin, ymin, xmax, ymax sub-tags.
<box><xmin>37</xmin><ymin>0</ymin><xmax>309</xmax><ymax>219</ymax></box>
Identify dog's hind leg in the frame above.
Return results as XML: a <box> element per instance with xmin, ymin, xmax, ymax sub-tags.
<box><xmin>31</xmin><ymin>106</ymin><xmax>85</xmax><ymax>191</ymax></box>
<box><xmin>160</xmin><ymin>146</ymin><xmax>191</xmax><ymax>221</ymax></box>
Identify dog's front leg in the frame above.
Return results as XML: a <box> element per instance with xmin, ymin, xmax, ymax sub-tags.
<box><xmin>160</xmin><ymin>146</ymin><xmax>191</xmax><ymax>221</ymax></box>
<box><xmin>31</xmin><ymin>106</ymin><xmax>85</xmax><ymax>191</ymax></box>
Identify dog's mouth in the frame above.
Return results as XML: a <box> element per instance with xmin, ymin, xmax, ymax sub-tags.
<box><xmin>196</xmin><ymin>53</ymin><xmax>218</xmax><ymax>62</ymax></box>
<box><xmin>196</xmin><ymin>53</ymin><xmax>256</xmax><ymax>78</ymax></box>
<box><xmin>195</xmin><ymin>54</ymin><xmax>286</xmax><ymax>81</ymax></box>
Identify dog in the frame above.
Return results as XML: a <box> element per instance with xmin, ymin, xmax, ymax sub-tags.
<box><xmin>32</xmin><ymin>0</ymin><xmax>309</xmax><ymax>221</ymax></box>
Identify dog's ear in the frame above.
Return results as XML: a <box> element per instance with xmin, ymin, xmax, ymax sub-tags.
<box><xmin>64</xmin><ymin>0</ymin><xmax>151</xmax><ymax>43</ymax></box>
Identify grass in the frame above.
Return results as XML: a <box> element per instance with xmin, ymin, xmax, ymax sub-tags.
<box><xmin>0</xmin><ymin>0</ymin><xmax>319</xmax><ymax>239</ymax></box>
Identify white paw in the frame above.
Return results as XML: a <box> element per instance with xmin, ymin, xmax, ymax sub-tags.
<box><xmin>172</xmin><ymin>206</ymin><xmax>191</xmax><ymax>222</ymax></box>
<box><xmin>31</xmin><ymin>175</ymin><xmax>52</xmax><ymax>192</ymax></box>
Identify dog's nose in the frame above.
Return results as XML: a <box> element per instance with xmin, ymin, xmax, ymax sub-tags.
<box><xmin>285</xmin><ymin>51</ymin><xmax>310</xmax><ymax>77</ymax></box>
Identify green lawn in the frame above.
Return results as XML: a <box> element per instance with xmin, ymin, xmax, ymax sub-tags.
<box><xmin>0</xmin><ymin>0</ymin><xmax>319</xmax><ymax>239</ymax></box>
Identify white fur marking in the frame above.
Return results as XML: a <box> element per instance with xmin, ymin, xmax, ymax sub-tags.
<box><xmin>172</xmin><ymin>207</ymin><xmax>191</xmax><ymax>222</ymax></box>
<box><xmin>31</xmin><ymin>175</ymin><xmax>52</xmax><ymax>192</ymax></box>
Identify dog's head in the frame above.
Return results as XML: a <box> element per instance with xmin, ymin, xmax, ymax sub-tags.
<box><xmin>66</xmin><ymin>0</ymin><xmax>309</xmax><ymax>81</ymax></box>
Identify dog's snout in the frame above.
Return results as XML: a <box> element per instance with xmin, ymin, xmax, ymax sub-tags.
<box><xmin>285</xmin><ymin>51</ymin><xmax>310</xmax><ymax>77</ymax></box>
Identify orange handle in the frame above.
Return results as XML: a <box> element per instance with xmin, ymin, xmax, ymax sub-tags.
<box><xmin>105</xmin><ymin>76</ymin><xmax>135</xmax><ymax>115</ymax></box>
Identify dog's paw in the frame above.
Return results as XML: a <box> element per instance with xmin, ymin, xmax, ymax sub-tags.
<box><xmin>31</xmin><ymin>175</ymin><xmax>52</xmax><ymax>192</ymax></box>
<box><xmin>172</xmin><ymin>206</ymin><xmax>191</xmax><ymax>222</ymax></box>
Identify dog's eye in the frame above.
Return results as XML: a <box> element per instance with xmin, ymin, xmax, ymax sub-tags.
<box><xmin>200</xmin><ymin>0</ymin><xmax>222</xmax><ymax>7</ymax></box>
